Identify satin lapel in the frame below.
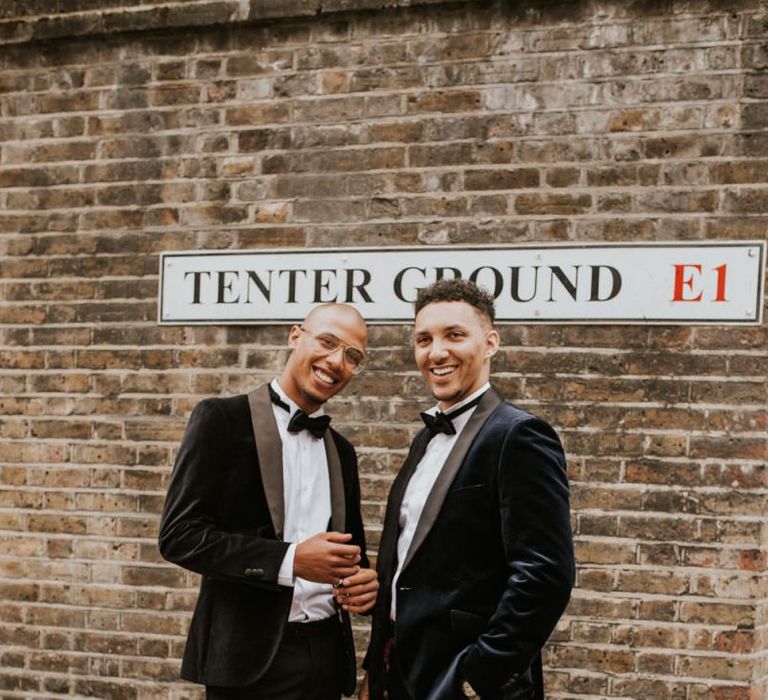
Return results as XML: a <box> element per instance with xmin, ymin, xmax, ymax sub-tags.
<box><xmin>323</xmin><ymin>430</ymin><xmax>345</xmax><ymax>533</ymax></box>
<box><xmin>248</xmin><ymin>383</ymin><xmax>285</xmax><ymax>540</ymax></box>
<box><xmin>376</xmin><ymin>429</ymin><xmax>431</xmax><ymax>584</ymax></box>
<box><xmin>401</xmin><ymin>387</ymin><xmax>504</xmax><ymax>571</ymax></box>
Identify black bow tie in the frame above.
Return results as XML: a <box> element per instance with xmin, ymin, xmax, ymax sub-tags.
<box><xmin>269</xmin><ymin>384</ymin><xmax>331</xmax><ymax>439</ymax></box>
<box><xmin>420</xmin><ymin>393</ymin><xmax>484</xmax><ymax>437</ymax></box>
<box><xmin>288</xmin><ymin>410</ymin><xmax>331</xmax><ymax>439</ymax></box>
<box><xmin>420</xmin><ymin>411</ymin><xmax>456</xmax><ymax>436</ymax></box>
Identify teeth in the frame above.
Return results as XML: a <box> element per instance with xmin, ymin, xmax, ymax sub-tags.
<box><xmin>314</xmin><ymin>368</ymin><xmax>337</xmax><ymax>384</ymax></box>
<box><xmin>432</xmin><ymin>367</ymin><xmax>455</xmax><ymax>376</ymax></box>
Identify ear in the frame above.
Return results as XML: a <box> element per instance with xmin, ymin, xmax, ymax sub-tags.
<box><xmin>288</xmin><ymin>325</ymin><xmax>301</xmax><ymax>349</ymax></box>
<box><xmin>485</xmin><ymin>328</ymin><xmax>500</xmax><ymax>359</ymax></box>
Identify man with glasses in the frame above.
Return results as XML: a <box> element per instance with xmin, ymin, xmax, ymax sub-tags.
<box><xmin>159</xmin><ymin>303</ymin><xmax>378</xmax><ymax>700</ymax></box>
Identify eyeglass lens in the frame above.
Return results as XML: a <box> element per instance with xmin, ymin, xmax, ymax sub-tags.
<box><xmin>314</xmin><ymin>333</ymin><xmax>364</xmax><ymax>369</ymax></box>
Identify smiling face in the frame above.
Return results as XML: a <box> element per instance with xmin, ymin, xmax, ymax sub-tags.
<box><xmin>279</xmin><ymin>304</ymin><xmax>367</xmax><ymax>413</ymax></box>
<box><xmin>413</xmin><ymin>301</ymin><xmax>499</xmax><ymax>410</ymax></box>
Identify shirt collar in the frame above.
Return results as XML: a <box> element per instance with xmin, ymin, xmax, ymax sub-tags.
<box><xmin>426</xmin><ymin>382</ymin><xmax>491</xmax><ymax>418</ymax></box>
<box><xmin>271</xmin><ymin>379</ymin><xmax>324</xmax><ymax>418</ymax></box>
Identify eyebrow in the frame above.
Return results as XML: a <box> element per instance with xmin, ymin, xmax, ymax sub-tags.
<box><xmin>414</xmin><ymin>324</ymin><xmax>468</xmax><ymax>336</ymax></box>
<box><xmin>315</xmin><ymin>329</ymin><xmax>366</xmax><ymax>354</ymax></box>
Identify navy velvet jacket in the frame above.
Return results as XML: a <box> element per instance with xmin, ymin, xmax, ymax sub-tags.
<box><xmin>366</xmin><ymin>388</ymin><xmax>574</xmax><ymax>700</ymax></box>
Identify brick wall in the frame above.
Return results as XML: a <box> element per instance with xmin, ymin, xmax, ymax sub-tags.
<box><xmin>1</xmin><ymin>1</ymin><xmax>767</xmax><ymax>698</ymax></box>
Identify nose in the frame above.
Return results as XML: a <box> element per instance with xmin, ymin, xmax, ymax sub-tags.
<box><xmin>429</xmin><ymin>339</ymin><xmax>450</xmax><ymax>362</ymax></box>
<box><xmin>325</xmin><ymin>345</ymin><xmax>345</xmax><ymax>368</ymax></box>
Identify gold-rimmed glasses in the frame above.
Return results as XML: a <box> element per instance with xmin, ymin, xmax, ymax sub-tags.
<box><xmin>298</xmin><ymin>327</ymin><xmax>367</xmax><ymax>374</ymax></box>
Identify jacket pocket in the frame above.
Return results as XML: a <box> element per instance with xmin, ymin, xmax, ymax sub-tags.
<box><xmin>446</xmin><ymin>483</ymin><xmax>484</xmax><ymax>496</ymax></box>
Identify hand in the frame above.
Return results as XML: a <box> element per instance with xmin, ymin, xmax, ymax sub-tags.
<box><xmin>358</xmin><ymin>671</ymin><xmax>369</xmax><ymax>700</ymax></box>
<box><xmin>333</xmin><ymin>567</ymin><xmax>379</xmax><ymax>614</ymax></box>
<box><xmin>294</xmin><ymin>532</ymin><xmax>361</xmax><ymax>585</ymax></box>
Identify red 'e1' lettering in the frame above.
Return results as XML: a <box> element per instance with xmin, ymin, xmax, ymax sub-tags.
<box><xmin>713</xmin><ymin>264</ymin><xmax>727</xmax><ymax>302</ymax></box>
<box><xmin>672</xmin><ymin>264</ymin><xmax>703</xmax><ymax>302</ymax></box>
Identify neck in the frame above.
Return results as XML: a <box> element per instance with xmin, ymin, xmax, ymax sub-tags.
<box><xmin>437</xmin><ymin>379</ymin><xmax>490</xmax><ymax>411</ymax></box>
<box><xmin>275</xmin><ymin>373</ymin><xmax>322</xmax><ymax>414</ymax></box>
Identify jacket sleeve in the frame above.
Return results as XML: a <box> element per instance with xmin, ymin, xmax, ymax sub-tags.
<box><xmin>158</xmin><ymin>399</ymin><xmax>290</xmax><ymax>589</ymax></box>
<box><xmin>460</xmin><ymin>416</ymin><xmax>575</xmax><ymax>696</ymax></box>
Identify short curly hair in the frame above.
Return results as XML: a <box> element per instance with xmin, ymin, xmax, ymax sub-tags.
<box><xmin>414</xmin><ymin>278</ymin><xmax>495</xmax><ymax>324</ymax></box>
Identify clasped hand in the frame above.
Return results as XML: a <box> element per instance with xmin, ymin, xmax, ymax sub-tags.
<box><xmin>333</xmin><ymin>567</ymin><xmax>378</xmax><ymax>614</ymax></box>
<box><xmin>293</xmin><ymin>532</ymin><xmax>378</xmax><ymax>614</ymax></box>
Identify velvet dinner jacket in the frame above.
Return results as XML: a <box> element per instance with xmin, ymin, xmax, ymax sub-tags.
<box><xmin>158</xmin><ymin>383</ymin><xmax>368</xmax><ymax>693</ymax></box>
<box><xmin>366</xmin><ymin>387</ymin><xmax>575</xmax><ymax>700</ymax></box>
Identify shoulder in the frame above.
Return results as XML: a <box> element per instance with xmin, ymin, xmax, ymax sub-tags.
<box><xmin>329</xmin><ymin>427</ymin><xmax>356</xmax><ymax>461</ymax></box>
<box><xmin>187</xmin><ymin>394</ymin><xmax>250</xmax><ymax>428</ymax></box>
<box><xmin>486</xmin><ymin>399</ymin><xmax>539</xmax><ymax>428</ymax></box>
<box><xmin>483</xmin><ymin>399</ymin><xmax>559</xmax><ymax>442</ymax></box>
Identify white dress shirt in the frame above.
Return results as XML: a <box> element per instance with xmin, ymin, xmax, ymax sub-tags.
<box><xmin>271</xmin><ymin>380</ymin><xmax>336</xmax><ymax>622</ymax></box>
<box><xmin>390</xmin><ymin>383</ymin><xmax>490</xmax><ymax>620</ymax></box>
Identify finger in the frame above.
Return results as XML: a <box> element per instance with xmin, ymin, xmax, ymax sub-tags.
<box><xmin>342</xmin><ymin>590</ymin><xmax>377</xmax><ymax>605</ymax></box>
<box><xmin>325</xmin><ymin>532</ymin><xmax>353</xmax><ymax>543</ymax></box>
<box><xmin>340</xmin><ymin>595</ymin><xmax>377</xmax><ymax>610</ymax></box>
<box><xmin>337</xmin><ymin>553</ymin><xmax>362</xmax><ymax>564</ymax></box>
<box><xmin>338</xmin><ymin>569</ymin><xmax>375</xmax><ymax>586</ymax></box>
<box><xmin>335</xmin><ymin>581</ymin><xmax>377</xmax><ymax>597</ymax></box>
<box><xmin>337</xmin><ymin>587</ymin><xmax>377</xmax><ymax>603</ymax></box>
<box><xmin>337</xmin><ymin>572</ymin><xmax>362</xmax><ymax>586</ymax></box>
<box><xmin>330</xmin><ymin>554</ymin><xmax>361</xmax><ymax>567</ymax></box>
<box><xmin>346</xmin><ymin>576</ymin><xmax>380</xmax><ymax>590</ymax></box>
<box><xmin>330</xmin><ymin>556</ymin><xmax>361</xmax><ymax>569</ymax></box>
<box><xmin>328</xmin><ymin>544</ymin><xmax>361</xmax><ymax>557</ymax></box>
<box><xmin>331</xmin><ymin>565</ymin><xmax>360</xmax><ymax>579</ymax></box>
<box><xmin>343</xmin><ymin>600</ymin><xmax>376</xmax><ymax>614</ymax></box>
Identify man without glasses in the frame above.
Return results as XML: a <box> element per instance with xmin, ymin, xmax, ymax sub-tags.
<box><xmin>159</xmin><ymin>303</ymin><xmax>378</xmax><ymax>700</ymax></box>
<box><xmin>362</xmin><ymin>279</ymin><xmax>574</xmax><ymax>700</ymax></box>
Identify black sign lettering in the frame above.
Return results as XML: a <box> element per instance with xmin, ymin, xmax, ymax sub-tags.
<box><xmin>277</xmin><ymin>269</ymin><xmax>308</xmax><ymax>303</ymax></box>
<box><xmin>589</xmin><ymin>265</ymin><xmax>622</xmax><ymax>302</ymax></box>
<box><xmin>548</xmin><ymin>266</ymin><xmax>580</xmax><ymax>302</ymax></box>
<box><xmin>345</xmin><ymin>269</ymin><xmax>373</xmax><ymax>303</ymax></box>
<box><xmin>435</xmin><ymin>267</ymin><xmax>461</xmax><ymax>282</ymax></box>
<box><xmin>245</xmin><ymin>270</ymin><xmax>273</xmax><ymax>303</ymax></box>
<box><xmin>394</xmin><ymin>267</ymin><xmax>427</xmax><ymax>302</ymax></box>
<box><xmin>313</xmin><ymin>269</ymin><xmax>338</xmax><ymax>303</ymax></box>
<box><xmin>184</xmin><ymin>271</ymin><xmax>211</xmax><ymax>304</ymax></box>
<box><xmin>217</xmin><ymin>271</ymin><xmax>240</xmax><ymax>304</ymax></box>
<box><xmin>469</xmin><ymin>266</ymin><xmax>503</xmax><ymax>298</ymax></box>
<box><xmin>509</xmin><ymin>266</ymin><xmax>539</xmax><ymax>302</ymax></box>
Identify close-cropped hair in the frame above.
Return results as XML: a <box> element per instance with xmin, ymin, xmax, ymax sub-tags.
<box><xmin>414</xmin><ymin>278</ymin><xmax>496</xmax><ymax>324</ymax></box>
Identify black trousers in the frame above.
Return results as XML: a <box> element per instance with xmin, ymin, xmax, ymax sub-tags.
<box><xmin>206</xmin><ymin>616</ymin><xmax>344</xmax><ymax>700</ymax></box>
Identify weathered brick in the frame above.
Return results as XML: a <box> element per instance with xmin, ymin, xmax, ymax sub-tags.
<box><xmin>515</xmin><ymin>192</ymin><xmax>592</xmax><ymax>214</ymax></box>
<box><xmin>465</xmin><ymin>168</ymin><xmax>539</xmax><ymax>190</ymax></box>
<box><xmin>0</xmin><ymin>2</ymin><xmax>766</xmax><ymax>699</ymax></box>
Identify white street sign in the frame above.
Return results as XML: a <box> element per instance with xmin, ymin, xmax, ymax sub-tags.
<box><xmin>158</xmin><ymin>242</ymin><xmax>765</xmax><ymax>325</ymax></box>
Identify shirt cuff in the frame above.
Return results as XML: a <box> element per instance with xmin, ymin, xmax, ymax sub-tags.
<box><xmin>277</xmin><ymin>543</ymin><xmax>297</xmax><ymax>587</ymax></box>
